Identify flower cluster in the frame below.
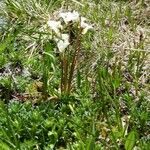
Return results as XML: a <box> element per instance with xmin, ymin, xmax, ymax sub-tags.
<box><xmin>47</xmin><ymin>11</ymin><xmax>93</xmax><ymax>52</ymax></box>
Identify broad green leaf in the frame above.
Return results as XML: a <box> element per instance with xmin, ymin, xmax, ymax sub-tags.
<box><xmin>125</xmin><ymin>131</ymin><xmax>136</xmax><ymax>150</ymax></box>
<box><xmin>87</xmin><ymin>137</ymin><xmax>95</xmax><ymax>150</ymax></box>
<box><xmin>0</xmin><ymin>142</ymin><xmax>11</xmax><ymax>150</ymax></box>
<box><xmin>0</xmin><ymin>36</ymin><xmax>13</xmax><ymax>53</ymax></box>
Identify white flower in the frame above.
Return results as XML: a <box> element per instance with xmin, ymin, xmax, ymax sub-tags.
<box><xmin>55</xmin><ymin>34</ymin><xmax>70</xmax><ymax>52</ymax></box>
<box><xmin>59</xmin><ymin>11</ymin><xmax>80</xmax><ymax>24</ymax></box>
<box><xmin>47</xmin><ymin>20</ymin><xmax>62</xmax><ymax>35</ymax></box>
<box><xmin>80</xmin><ymin>17</ymin><xmax>93</xmax><ymax>34</ymax></box>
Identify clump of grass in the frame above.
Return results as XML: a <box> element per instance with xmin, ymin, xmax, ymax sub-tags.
<box><xmin>0</xmin><ymin>0</ymin><xmax>150</xmax><ymax>149</ymax></box>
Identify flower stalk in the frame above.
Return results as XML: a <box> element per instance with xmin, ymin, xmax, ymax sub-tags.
<box><xmin>67</xmin><ymin>28</ymin><xmax>81</xmax><ymax>94</ymax></box>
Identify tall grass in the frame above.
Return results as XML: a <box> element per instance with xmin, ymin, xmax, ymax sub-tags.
<box><xmin>0</xmin><ymin>0</ymin><xmax>150</xmax><ymax>149</ymax></box>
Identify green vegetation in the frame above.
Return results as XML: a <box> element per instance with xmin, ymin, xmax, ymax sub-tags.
<box><xmin>0</xmin><ymin>0</ymin><xmax>150</xmax><ymax>149</ymax></box>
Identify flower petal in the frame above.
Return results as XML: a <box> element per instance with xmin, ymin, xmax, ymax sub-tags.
<box><xmin>47</xmin><ymin>20</ymin><xmax>62</xmax><ymax>35</ymax></box>
<box><xmin>80</xmin><ymin>17</ymin><xmax>93</xmax><ymax>34</ymax></box>
<box><xmin>59</xmin><ymin>11</ymin><xmax>80</xmax><ymax>24</ymax></box>
<box><xmin>55</xmin><ymin>34</ymin><xmax>70</xmax><ymax>52</ymax></box>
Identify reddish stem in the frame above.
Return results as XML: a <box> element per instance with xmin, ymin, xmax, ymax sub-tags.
<box><xmin>67</xmin><ymin>32</ymin><xmax>81</xmax><ymax>94</ymax></box>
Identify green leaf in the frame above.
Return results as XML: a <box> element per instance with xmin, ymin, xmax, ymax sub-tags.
<box><xmin>125</xmin><ymin>131</ymin><xmax>136</xmax><ymax>150</ymax></box>
<box><xmin>0</xmin><ymin>141</ymin><xmax>11</xmax><ymax>150</ymax></box>
<box><xmin>0</xmin><ymin>36</ymin><xmax>13</xmax><ymax>53</ymax></box>
<box><xmin>87</xmin><ymin>136</ymin><xmax>95</xmax><ymax>150</ymax></box>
